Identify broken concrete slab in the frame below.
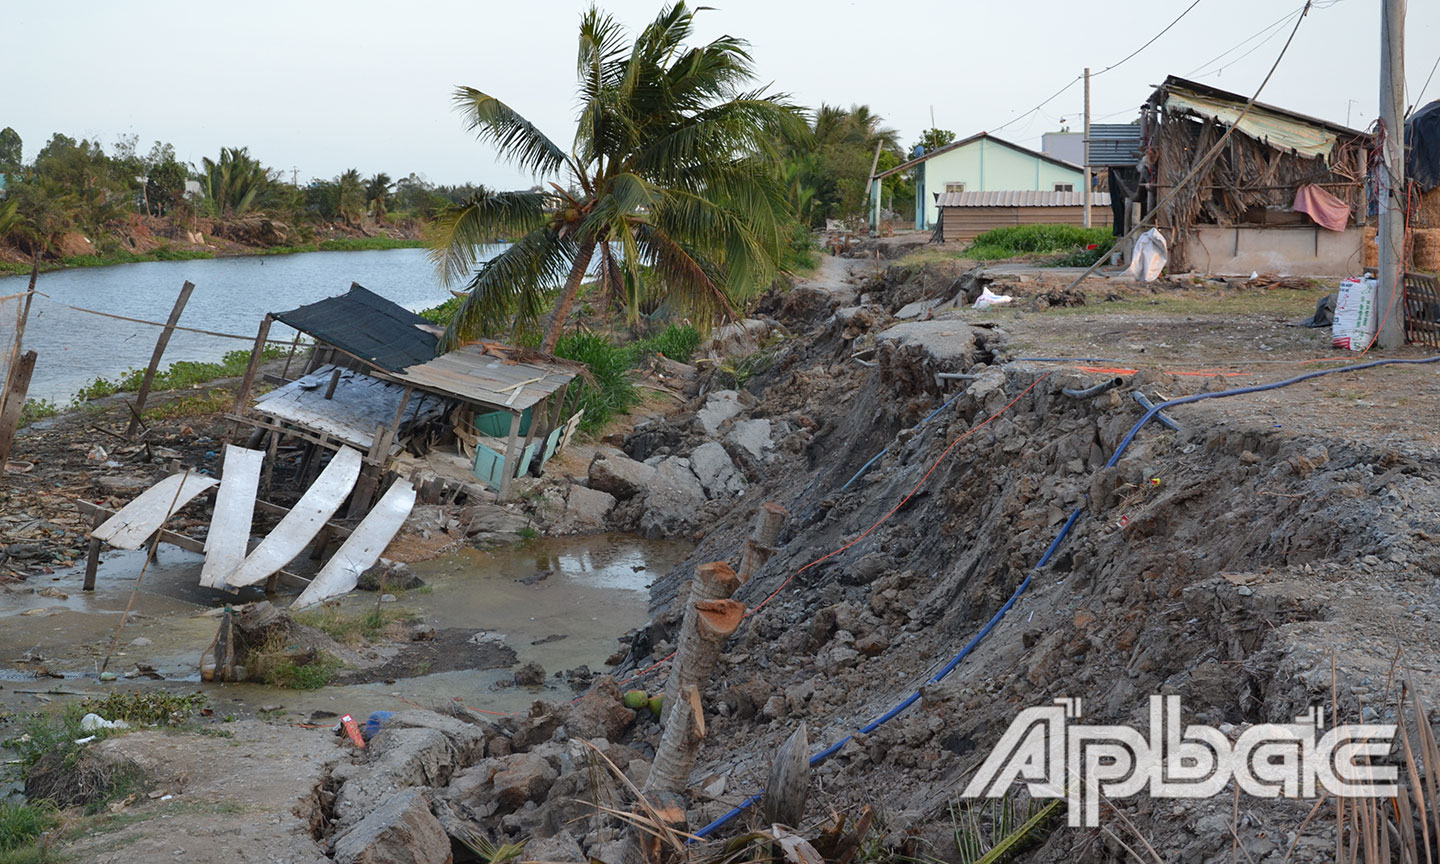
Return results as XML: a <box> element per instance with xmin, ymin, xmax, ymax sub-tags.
<box><xmin>587</xmin><ymin>452</ymin><xmax>657</xmax><ymax>499</ymax></box>
<box><xmin>876</xmin><ymin>320</ymin><xmax>981</xmax><ymax>366</ymax></box>
<box><xmin>556</xmin><ymin>485</ymin><xmax>616</xmax><ymax>534</ymax></box>
<box><xmin>639</xmin><ymin>456</ymin><xmax>707</xmax><ymax>539</ymax></box>
<box><xmin>689</xmin><ymin>441</ymin><xmax>746</xmax><ymax>498</ymax></box>
<box><xmin>727</xmin><ymin>419</ymin><xmax>773</xmax><ymax>462</ymax></box>
<box><xmin>331</xmin><ymin>787</ymin><xmax>451</xmax><ymax>864</ymax></box>
<box><xmin>694</xmin><ymin>390</ymin><xmax>744</xmax><ymax>436</ymax></box>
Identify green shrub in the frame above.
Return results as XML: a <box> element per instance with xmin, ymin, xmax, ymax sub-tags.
<box><xmin>18</xmin><ymin>399</ymin><xmax>60</xmax><ymax>427</ymax></box>
<box><xmin>0</xmin><ymin>800</ymin><xmax>56</xmax><ymax>856</ymax></box>
<box><xmin>555</xmin><ymin>330</ymin><xmax>641</xmax><ymax>434</ymax></box>
<box><xmin>630</xmin><ymin>323</ymin><xmax>702</xmax><ymax>363</ymax></box>
<box><xmin>418</xmin><ymin>295</ymin><xmax>462</xmax><ymax>325</ymax></box>
<box><xmin>964</xmin><ymin>224</ymin><xmax>1114</xmax><ymax>260</ymax></box>
<box><xmin>78</xmin><ymin>692</ymin><xmax>206</xmax><ymax>727</ymax></box>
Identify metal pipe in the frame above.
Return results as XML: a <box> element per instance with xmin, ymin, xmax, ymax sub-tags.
<box><xmin>936</xmin><ymin>372</ymin><xmax>980</xmax><ymax>380</ymax></box>
<box><xmin>1132</xmin><ymin>391</ymin><xmax>1182</xmax><ymax>431</ymax></box>
<box><xmin>1062</xmin><ymin>377</ymin><xmax>1125</xmax><ymax>399</ymax></box>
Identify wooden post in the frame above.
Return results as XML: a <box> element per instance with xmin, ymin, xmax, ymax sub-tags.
<box><xmin>279</xmin><ymin>331</ymin><xmax>302</xmax><ymax>379</ymax></box>
<box><xmin>737</xmin><ymin>502</ymin><xmax>787</xmax><ymax>583</ymax></box>
<box><xmin>0</xmin><ymin>350</ymin><xmax>37</xmax><ymax>471</ymax></box>
<box><xmin>646</xmin><ymin>600</ymin><xmax>742</xmax><ymax>793</ymax></box>
<box><xmin>764</xmin><ymin>721</ymin><xmax>810</xmax><ymax>828</ymax></box>
<box><xmin>0</xmin><ymin>260</ymin><xmax>37</xmax><ymax>421</ymax></box>
<box><xmin>83</xmin><ymin>506</ymin><xmax>105</xmax><ymax>591</ymax></box>
<box><xmin>386</xmin><ymin>386</ymin><xmax>413</xmax><ymax>459</ymax></box>
<box><xmin>517</xmin><ymin>404</ymin><xmax>538</xmax><ymax>479</ymax></box>
<box><xmin>661</xmin><ymin>562</ymin><xmax>741</xmax><ymax>726</ymax></box>
<box><xmin>323</xmin><ymin>367</ymin><xmax>342</xmax><ymax>400</ymax></box>
<box><xmin>498</xmin><ymin>409</ymin><xmax>522</xmax><ymax>501</ymax></box>
<box><xmin>230</xmin><ymin>315</ymin><xmax>272</xmax><ymax>439</ymax></box>
<box><xmin>127</xmin><ymin>281</ymin><xmax>195</xmax><ymax>436</ymax></box>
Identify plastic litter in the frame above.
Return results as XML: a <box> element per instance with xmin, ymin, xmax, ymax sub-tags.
<box><xmin>1332</xmin><ymin>275</ymin><xmax>1377</xmax><ymax>351</ymax></box>
<box><xmin>362</xmin><ymin>711</ymin><xmax>395</xmax><ymax>741</ymax></box>
<box><xmin>972</xmin><ymin>287</ymin><xmax>1014</xmax><ymax>310</ymax></box>
<box><xmin>1125</xmin><ymin>228</ymin><xmax>1168</xmax><ymax>282</ymax></box>
<box><xmin>80</xmin><ymin>713</ymin><xmax>130</xmax><ymax>732</ymax></box>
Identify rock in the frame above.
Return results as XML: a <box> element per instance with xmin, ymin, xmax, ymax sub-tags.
<box><xmin>559</xmin><ymin>676</ymin><xmax>635</xmax><ymax>741</ymax></box>
<box><xmin>331</xmin><ymin>788</ymin><xmax>451</xmax><ymax>864</ymax></box>
<box><xmin>331</xmin><ymin>711</ymin><xmax>486</xmax><ymax>831</ymax></box>
<box><xmin>127</xmin><ymin>637</ymin><xmax>153</xmax><ymax>647</ymax></box>
<box><xmin>588</xmin><ymin>453</ymin><xmax>657</xmax><ymax>499</ymax></box>
<box><xmin>556</xmin><ymin>485</ymin><xmax>617</xmax><ymax>534</ymax></box>
<box><xmin>357</xmin><ymin>559</ymin><xmax>425</xmax><ymax>591</ymax></box>
<box><xmin>523</xmin><ymin>830</ymin><xmax>585</xmax><ymax>863</ymax></box>
<box><xmin>726</xmin><ymin>419</ymin><xmax>773</xmax><ymax>462</ymax></box>
<box><xmin>514</xmin><ymin>662</ymin><xmax>546</xmax><ymax>687</ymax></box>
<box><xmin>460</xmin><ymin>504</ymin><xmax>531</xmax><ymax>538</ymax></box>
<box><xmin>1240</xmin><ymin>450</ymin><xmax>1261</xmax><ymax>465</ymax></box>
<box><xmin>639</xmin><ymin>457</ymin><xmax>707</xmax><ymax>539</ymax></box>
<box><xmin>492</xmin><ymin>752</ymin><xmax>559</xmax><ymax>809</ymax></box>
<box><xmin>694</xmin><ymin>390</ymin><xmax>744</xmax><ymax>436</ymax></box>
<box><xmin>855</xmin><ymin>633</ymin><xmax>889</xmax><ymax>657</ymax></box>
<box><xmin>706</xmin><ymin>319</ymin><xmax>771</xmax><ymax>357</ymax></box>
<box><xmin>689</xmin><ymin>441</ymin><xmax>746</xmax><ymax>498</ymax></box>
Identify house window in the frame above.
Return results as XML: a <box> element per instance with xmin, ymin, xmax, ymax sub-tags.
<box><xmin>945</xmin><ymin>182</ymin><xmax>966</xmax><ymax>194</ymax></box>
<box><xmin>1054</xmin><ymin>183</ymin><xmax>1075</xmax><ymax>192</ymax></box>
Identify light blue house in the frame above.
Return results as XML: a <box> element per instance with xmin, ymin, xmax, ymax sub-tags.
<box><xmin>871</xmin><ymin>132</ymin><xmax>1086</xmax><ymax>230</ymax></box>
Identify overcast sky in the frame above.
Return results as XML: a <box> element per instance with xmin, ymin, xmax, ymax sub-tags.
<box><xmin>5</xmin><ymin>1</ymin><xmax>1438</xmax><ymax>189</ymax></box>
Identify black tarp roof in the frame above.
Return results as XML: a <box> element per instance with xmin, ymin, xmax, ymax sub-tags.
<box><xmin>273</xmin><ymin>283</ymin><xmax>438</xmax><ymax>372</ymax></box>
<box><xmin>1407</xmin><ymin>100</ymin><xmax>1440</xmax><ymax>193</ymax></box>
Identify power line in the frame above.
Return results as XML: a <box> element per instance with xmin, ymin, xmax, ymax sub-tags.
<box><xmin>1415</xmin><ymin>51</ymin><xmax>1440</xmax><ymax>112</ymax></box>
<box><xmin>1185</xmin><ymin>6</ymin><xmax>1300</xmax><ymax>77</ymax></box>
<box><xmin>1092</xmin><ymin>0</ymin><xmax>1203</xmax><ymax>78</ymax></box>
<box><xmin>989</xmin><ymin>0</ymin><xmax>1202</xmax><ymax>136</ymax></box>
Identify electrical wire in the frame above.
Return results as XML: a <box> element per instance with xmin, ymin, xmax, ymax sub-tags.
<box><xmin>1184</xmin><ymin>4</ymin><xmax>1305</xmax><ymax>78</ymax></box>
<box><xmin>1063</xmin><ymin>0</ymin><xmax>1316</xmax><ymax>294</ymax></box>
<box><xmin>1415</xmin><ymin>51</ymin><xmax>1440</xmax><ymax>113</ymax></box>
<box><xmin>1091</xmin><ymin>0</ymin><xmax>1203</xmax><ymax>79</ymax></box>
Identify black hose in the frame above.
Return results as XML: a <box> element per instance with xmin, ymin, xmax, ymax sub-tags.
<box><xmin>1062</xmin><ymin>377</ymin><xmax>1125</xmax><ymax>399</ymax></box>
<box><xmin>1132</xmin><ymin>391</ymin><xmax>1182</xmax><ymax>432</ymax></box>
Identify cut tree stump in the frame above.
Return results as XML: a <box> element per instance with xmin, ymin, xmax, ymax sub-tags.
<box><xmin>737</xmin><ymin>502</ymin><xmax>787</xmax><ymax>583</ymax></box>
<box><xmin>764</xmin><ymin>721</ymin><xmax>810</xmax><ymax>828</ymax></box>
<box><xmin>661</xmin><ymin>562</ymin><xmax>740</xmax><ymax>726</ymax></box>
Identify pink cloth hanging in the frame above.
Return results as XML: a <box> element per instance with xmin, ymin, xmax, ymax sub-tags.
<box><xmin>1293</xmin><ymin>184</ymin><xmax>1352</xmax><ymax>231</ymax></box>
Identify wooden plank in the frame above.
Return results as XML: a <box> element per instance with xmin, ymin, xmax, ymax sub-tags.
<box><xmin>199</xmin><ymin>445</ymin><xmax>263</xmax><ymax>589</ymax></box>
<box><xmin>82</xmin><ymin>507</ymin><xmax>104</xmax><ymax>591</ymax></box>
<box><xmin>75</xmin><ymin>499</ymin><xmax>310</xmax><ymax>590</ymax></box>
<box><xmin>127</xmin><ymin>281</ymin><xmax>194</xmax><ymax>437</ymax></box>
<box><xmin>291</xmin><ymin>479</ymin><xmax>416</xmax><ymax>610</ymax></box>
<box><xmin>225</xmin><ymin>446</ymin><xmax>362</xmax><ymax>587</ymax></box>
<box><xmin>498</xmin><ymin>410</ymin><xmax>522</xmax><ymax>501</ymax></box>
<box><xmin>92</xmin><ymin>472</ymin><xmax>219</xmax><ymax>550</ymax></box>
<box><xmin>0</xmin><ymin>350</ymin><xmax>37</xmax><ymax>470</ymax></box>
<box><xmin>231</xmin><ymin>315</ymin><xmax>272</xmax><ymax>421</ymax></box>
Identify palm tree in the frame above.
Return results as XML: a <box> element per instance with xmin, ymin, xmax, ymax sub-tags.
<box><xmin>429</xmin><ymin>2</ymin><xmax>806</xmax><ymax>352</ymax></box>
<box><xmin>336</xmin><ymin>169</ymin><xmax>366</xmax><ymax>226</ymax></box>
<box><xmin>365</xmin><ymin>172</ymin><xmax>393</xmax><ymax>221</ymax></box>
<box><xmin>199</xmin><ymin>147</ymin><xmax>276</xmax><ymax>219</ymax></box>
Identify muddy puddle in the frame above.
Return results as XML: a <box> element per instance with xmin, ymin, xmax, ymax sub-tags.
<box><xmin>0</xmin><ymin>534</ymin><xmax>692</xmax><ymax>721</ymax></box>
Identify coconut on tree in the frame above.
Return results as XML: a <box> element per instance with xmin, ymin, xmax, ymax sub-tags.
<box><xmin>428</xmin><ymin>2</ymin><xmax>806</xmax><ymax>352</ymax></box>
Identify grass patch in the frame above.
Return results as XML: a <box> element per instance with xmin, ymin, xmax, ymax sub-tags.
<box><xmin>4</xmin><ymin>707</ymin><xmax>147</xmax><ymax>812</ymax></box>
<box><xmin>18</xmin><ymin>399</ymin><xmax>61</xmax><ymax>427</ymax></box>
<box><xmin>259</xmin><ymin>236</ymin><xmax>422</xmax><ymax>256</ymax></box>
<box><xmin>555</xmin><ymin>330</ymin><xmax>642</xmax><ymax>434</ymax></box>
<box><xmin>1039</xmin><ymin>286</ymin><xmax>1320</xmax><ymax>319</ymax></box>
<box><xmin>244</xmin><ymin>634</ymin><xmax>343</xmax><ymax>690</ymax></box>
<box><xmin>293</xmin><ymin>606</ymin><xmax>417</xmax><ymax>647</ymax></box>
<box><xmin>964</xmin><ymin>224</ymin><xmax>1114</xmax><ymax>261</ymax></box>
<box><xmin>140</xmin><ymin>389</ymin><xmax>231</xmax><ymax>421</ymax></box>
<box><xmin>0</xmin><ymin>801</ymin><xmax>57</xmax><ymax>860</ymax></box>
<box><xmin>75</xmin><ymin>345</ymin><xmax>286</xmax><ymax>403</ymax></box>
<box><xmin>897</xmin><ymin>246</ymin><xmax>981</xmax><ymax>268</ymax></box>
<box><xmin>62</xmin><ymin>247</ymin><xmax>214</xmax><ymax>268</ymax></box>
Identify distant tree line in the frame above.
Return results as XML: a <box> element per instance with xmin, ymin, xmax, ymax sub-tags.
<box><xmin>0</xmin><ymin>126</ymin><xmax>506</xmax><ymax>260</ymax></box>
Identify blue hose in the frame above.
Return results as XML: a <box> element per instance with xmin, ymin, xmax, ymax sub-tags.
<box><xmin>691</xmin><ymin>354</ymin><xmax>1440</xmax><ymax>841</ymax></box>
<box><xmin>840</xmin><ymin>390</ymin><xmax>966</xmax><ymax>491</ymax></box>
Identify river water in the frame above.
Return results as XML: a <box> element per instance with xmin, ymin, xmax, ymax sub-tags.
<box><xmin>5</xmin><ymin>247</ymin><xmax>502</xmax><ymax>402</ymax></box>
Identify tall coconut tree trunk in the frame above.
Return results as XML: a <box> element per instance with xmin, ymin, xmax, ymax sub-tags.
<box><xmin>541</xmin><ymin>235</ymin><xmax>598</xmax><ymax>353</ymax></box>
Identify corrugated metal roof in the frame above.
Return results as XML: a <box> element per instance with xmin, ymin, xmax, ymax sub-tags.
<box><xmin>385</xmin><ymin>343</ymin><xmax>579</xmax><ymax>413</ymax></box>
<box><xmin>273</xmin><ymin>283</ymin><xmax>438</xmax><ymax>372</ymax></box>
<box><xmin>936</xmin><ymin>190</ymin><xmax>1112</xmax><ymax>208</ymax></box>
<box><xmin>1087</xmin><ymin>123</ymin><xmax>1142</xmax><ymax>166</ymax></box>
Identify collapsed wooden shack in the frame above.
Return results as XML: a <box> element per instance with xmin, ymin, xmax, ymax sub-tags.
<box><xmin>229</xmin><ymin>283</ymin><xmax>582</xmax><ymax>504</ymax></box>
<box><xmin>1139</xmin><ymin>76</ymin><xmax>1372</xmax><ymax>275</ymax></box>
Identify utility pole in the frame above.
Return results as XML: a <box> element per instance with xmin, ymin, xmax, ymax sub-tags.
<box><xmin>1083</xmin><ymin>67</ymin><xmax>1092</xmax><ymax>228</ymax></box>
<box><xmin>1376</xmin><ymin>0</ymin><xmax>1406</xmax><ymax>348</ymax></box>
